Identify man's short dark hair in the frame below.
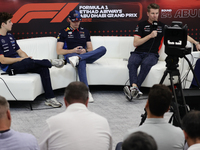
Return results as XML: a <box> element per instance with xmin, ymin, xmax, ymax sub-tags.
<box><xmin>148</xmin><ymin>84</ymin><xmax>172</xmax><ymax>116</ymax></box>
<box><xmin>182</xmin><ymin>111</ymin><xmax>200</xmax><ymax>139</ymax></box>
<box><xmin>0</xmin><ymin>95</ymin><xmax>9</xmax><ymax>118</ymax></box>
<box><xmin>64</xmin><ymin>81</ymin><xmax>88</xmax><ymax>104</ymax></box>
<box><xmin>122</xmin><ymin>131</ymin><xmax>157</xmax><ymax>150</ymax></box>
<box><xmin>0</xmin><ymin>12</ymin><xmax>13</xmax><ymax>27</ymax></box>
<box><xmin>147</xmin><ymin>3</ymin><xmax>160</xmax><ymax>12</ymax></box>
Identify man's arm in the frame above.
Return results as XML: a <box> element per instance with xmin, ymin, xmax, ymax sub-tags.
<box><xmin>16</xmin><ymin>49</ymin><xmax>29</xmax><ymax>58</ymax></box>
<box><xmin>86</xmin><ymin>41</ymin><xmax>93</xmax><ymax>52</ymax></box>
<box><xmin>57</xmin><ymin>42</ymin><xmax>88</xmax><ymax>55</ymax></box>
<box><xmin>187</xmin><ymin>35</ymin><xmax>200</xmax><ymax>51</ymax></box>
<box><xmin>133</xmin><ymin>31</ymin><xmax>158</xmax><ymax>47</ymax></box>
<box><xmin>77</xmin><ymin>41</ymin><xmax>93</xmax><ymax>54</ymax></box>
<box><xmin>0</xmin><ymin>49</ymin><xmax>29</xmax><ymax>65</ymax></box>
<box><xmin>0</xmin><ymin>55</ymin><xmax>24</xmax><ymax>64</ymax></box>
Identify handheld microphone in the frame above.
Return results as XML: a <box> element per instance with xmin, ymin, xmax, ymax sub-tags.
<box><xmin>152</xmin><ymin>21</ymin><xmax>158</xmax><ymax>30</ymax></box>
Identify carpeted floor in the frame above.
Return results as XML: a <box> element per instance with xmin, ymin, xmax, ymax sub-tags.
<box><xmin>9</xmin><ymin>85</ymin><xmax>172</xmax><ymax>150</ymax></box>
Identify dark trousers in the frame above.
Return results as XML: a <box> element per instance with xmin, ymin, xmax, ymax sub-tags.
<box><xmin>7</xmin><ymin>58</ymin><xmax>54</xmax><ymax>99</ymax></box>
<box><xmin>128</xmin><ymin>51</ymin><xmax>159</xmax><ymax>88</ymax></box>
<box><xmin>65</xmin><ymin>46</ymin><xmax>106</xmax><ymax>87</ymax></box>
<box><xmin>191</xmin><ymin>58</ymin><xmax>200</xmax><ymax>87</ymax></box>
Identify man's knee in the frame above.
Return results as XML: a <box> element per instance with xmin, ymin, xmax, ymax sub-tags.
<box><xmin>98</xmin><ymin>46</ymin><xmax>107</xmax><ymax>54</ymax></box>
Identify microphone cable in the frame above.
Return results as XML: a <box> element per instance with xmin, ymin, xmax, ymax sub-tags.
<box><xmin>0</xmin><ymin>77</ymin><xmax>18</xmax><ymax>101</ymax></box>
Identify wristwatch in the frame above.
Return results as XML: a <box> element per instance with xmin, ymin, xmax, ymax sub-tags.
<box><xmin>195</xmin><ymin>41</ymin><xmax>199</xmax><ymax>45</ymax></box>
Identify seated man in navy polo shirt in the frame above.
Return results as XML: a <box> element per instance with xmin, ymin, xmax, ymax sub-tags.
<box><xmin>57</xmin><ymin>10</ymin><xmax>106</xmax><ymax>102</ymax></box>
<box><xmin>0</xmin><ymin>12</ymin><xmax>64</xmax><ymax>108</ymax></box>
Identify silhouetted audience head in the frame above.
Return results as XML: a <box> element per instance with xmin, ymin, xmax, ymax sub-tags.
<box><xmin>147</xmin><ymin>84</ymin><xmax>172</xmax><ymax>116</ymax></box>
<box><xmin>64</xmin><ymin>81</ymin><xmax>89</xmax><ymax>105</ymax></box>
<box><xmin>0</xmin><ymin>95</ymin><xmax>10</xmax><ymax>119</ymax></box>
<box><xmin>182</xmin><ymin>111</ymin><xmax>200</xmax><ymax>147</ymax></box>
<box><xmin>122</xmin><ymin>131</ymin><xmax>157</xmax><ymax>150</ymax></box>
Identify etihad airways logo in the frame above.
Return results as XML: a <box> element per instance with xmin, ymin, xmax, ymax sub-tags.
<box><xmin>12</xmin><ymin>3</ymin><xmax>79</xmax><ymax>23</ymax></box>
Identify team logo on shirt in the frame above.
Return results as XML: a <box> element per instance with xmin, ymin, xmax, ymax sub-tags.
<box><xmin>65</xmin><ymin>27</ymin><xmax>70</xmax><ymax>31</ymax></box>
<box><xmin>57</xmin><ymin>33</ymin><xmax>61</xmax><ymax>39</ymax></box>
<box><xmin>157</xmin><ymin>26</ymin><xmax>163</xmax><ymax>33</ymax></box>
<box><xmin>144</xmin><ymin>25</ymin><xmax>150</xmax><ymax>32</ymax></box>
<box><xmin>80</xmin><ymin>31</ymin><xmax>85</xmax><ymax>38</ymax></box>
<box><xmin>68</xmin><ymin>32</ymin><xmax>74</xmax><ymax>38</ymax></box>
<box><xmin>1</xmin><ymin>39</ymin><xmax>5</xmax><ymax>44</ymax></box>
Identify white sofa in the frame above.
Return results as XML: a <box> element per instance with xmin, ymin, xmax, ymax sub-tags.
<box><xmin>0</xmin><ymin>36</ymin><xmax>194</xmax><ymax>101</ymax></box>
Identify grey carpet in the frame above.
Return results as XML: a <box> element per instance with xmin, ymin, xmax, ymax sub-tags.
<box><xmin>9</xmin><ymin>86</ymin><xmax>172</xmax><ymax>150</ymax></box>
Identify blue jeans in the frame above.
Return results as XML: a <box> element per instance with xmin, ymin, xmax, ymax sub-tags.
<box><xmin>64</xmin><ymin>46</ymin><xmax>106</xmax><ymax>87</ymax></box>
<box><xmin>7</xmin><ymin>58</ymin><xmax>54</xmax><ymax>99</ymax></box>
<box><xmin>128</xmin><ymin>52</ymin><xmax>159</xmax><ymax>88</ymax></box>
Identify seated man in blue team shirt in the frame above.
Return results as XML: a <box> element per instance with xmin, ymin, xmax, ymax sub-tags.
<box><xmin>56</xmin><ymin>10</ymin><xmax>106</xmax><ymax>102</ymax></box>
<box><xmin>0</xmin><ymin>12</ymin><xmax>64</xmax><ymax>108</ymax></box>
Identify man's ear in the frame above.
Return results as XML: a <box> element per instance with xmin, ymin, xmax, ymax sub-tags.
<box><xmin>7</xmin><ymin>109</ymin><xmax>11</xmax><ymax>120</ymax></box>
<box><xmin>145</xmin><ymin>99</ymin><xmax>149</xmax><ymax>109</ymax></box>
<box><xmin>183</xmin><ymin>130</ymin><xmax>188</xmax><ymax>140</ymax></box>
<box><xmin>147</xmin><ymin>12</ymin><xmax>150</xmax><ymax>17</ymax></box>
<box><xmin>64</xmin><ymin>98</ymin><xmax>69</xmax><ymax>107</ymax></box>
<box><xmin>85</xmin><ymin>98</ymin><xmax>89</xmax><ymax>107</ymax></box>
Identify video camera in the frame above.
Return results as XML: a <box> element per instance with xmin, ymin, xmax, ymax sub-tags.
<box><xmin>164</xmin><ymin>21</ymin><xmax>191</xmax><ymax>58</ymax></box>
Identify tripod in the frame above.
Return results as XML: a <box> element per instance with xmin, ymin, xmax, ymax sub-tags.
<box><xmin>159</xmin><ymin>55</ymin><xmax>188</xmax><ymax>127</ymax></box>
<box><xmin>139</xmin><ymin>55</ymin><xmax>197</xmax><ymax>127</ymax></box>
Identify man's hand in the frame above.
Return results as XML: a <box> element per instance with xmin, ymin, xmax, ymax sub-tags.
<box><xmin>19</xmin><ymin>57</ymin><xmax>26</xmax><ymax>61</ymax></box>
<box><xmin>196</xmin><ymin>43</ymin><xmax>200</xmax><ymax>51</ymax></box>
<box><xmin>150</xmin><ymin>30</ymin><xmax>158</xmax><ymax>38</ymax></box>
<box><xmin>73</xmin><ymin>46</ymin><xmax>86</xmax><ymax>54</ymax></box>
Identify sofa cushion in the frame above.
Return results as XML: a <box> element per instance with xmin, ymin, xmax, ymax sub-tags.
<box><xmin>17</xmin><ymin>37</ymin><xmax>57</xmax><ymax>59</ymax></box>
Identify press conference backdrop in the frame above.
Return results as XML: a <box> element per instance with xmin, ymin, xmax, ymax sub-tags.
<box><xmin>0</xmin><ymin>0</ymin><xmax>199</xmax><ymax>40</ymax></box>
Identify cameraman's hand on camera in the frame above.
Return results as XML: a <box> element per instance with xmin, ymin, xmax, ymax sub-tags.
<box><xmin>150</xmin><ymin>30</ymin><xmax>158</xmax><ymax>38</ymax></box>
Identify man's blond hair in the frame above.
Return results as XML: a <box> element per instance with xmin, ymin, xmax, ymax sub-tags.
<box><xmin>147</xmin><ymin>3</ymin><xmax>160</xmax><ymax>12</ymax></box>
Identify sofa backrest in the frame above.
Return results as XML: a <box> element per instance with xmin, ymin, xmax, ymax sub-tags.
<box><xmin>17</xmin><ymin>37</ymin><xmax>57</xmax><ymax>59</ymax></box>
<box><xmin>91</xmin><ymin>36</ymin><xmax>135</xmax><ymax>59</ymax></box>
<box><xmin>15</xmin><ymin>36</ymin><xmax>193</xmax><ymax>62</ymax></box>
<box><xmin>91</xmin><ymin>36</ymin><xmax>168</xmax><ymax>60</ymax></box>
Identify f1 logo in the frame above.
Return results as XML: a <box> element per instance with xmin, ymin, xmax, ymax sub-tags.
<box><xmin>12</xmin><ymin>3</ymin><xmax>79</xmax><ymax>23</ymax></box>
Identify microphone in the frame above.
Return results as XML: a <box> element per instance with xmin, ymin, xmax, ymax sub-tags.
<box><xmin>152</xmin><ymin>21</ymin><xmax>158</xmax><ymax>30</ymax></box>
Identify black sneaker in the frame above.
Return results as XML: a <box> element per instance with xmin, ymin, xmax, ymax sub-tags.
<box><xmin>123</xmin><ymin>86</ymin><xmax>132</xmax><ymax>101</ymax></box>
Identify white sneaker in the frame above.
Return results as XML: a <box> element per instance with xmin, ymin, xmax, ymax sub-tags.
<box><xmin>45</xmin><ymin>97</ymin><xmax>62</xmax><ymax>108</ymax></box>
<box><xmin>89</xmin><ymin>92</ymin><xmax>94</xmax><ymax>103</ymax></box>
<box><xmin>68</xmin><ymin>56</ymin><xmax>79</xmax><ymax>67</ymax></box>
<box><xmin>50</xmin><ymin>59</ymin><xmax>65</xmax><ymax>68</ymax></box>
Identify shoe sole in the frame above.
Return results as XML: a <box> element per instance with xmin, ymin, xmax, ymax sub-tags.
<box><xmin>45</xmin><ymin>102</ymin><xmax>62</xmax><ymax>108</ymax></box>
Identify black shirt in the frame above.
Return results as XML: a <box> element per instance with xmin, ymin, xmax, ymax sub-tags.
<box><xmin>134</xmin><ymin>20</ymin><xmax>165</xmax><ymax>54</ymax></box>
<box><xmin>57</xmin><ymin>25</ymin><xmax>91</xmax><ymax>50</ymax></box>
